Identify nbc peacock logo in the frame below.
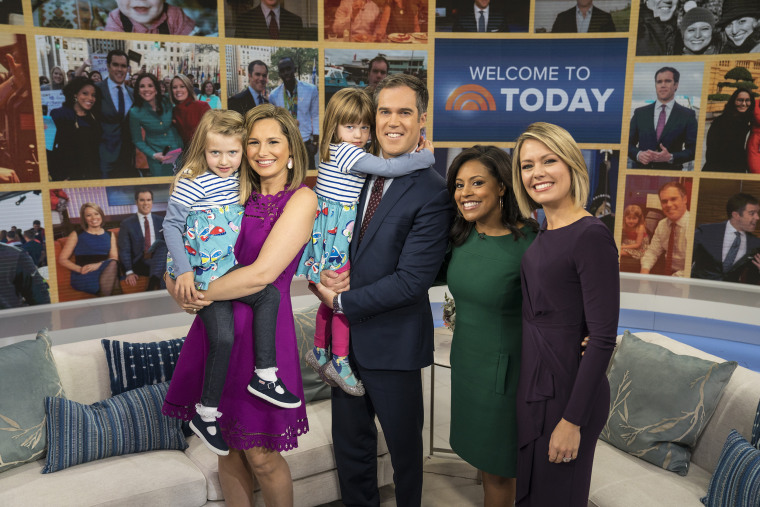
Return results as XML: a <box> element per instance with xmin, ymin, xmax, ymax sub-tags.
<box><xmin>445</xmin><ymin>85</ymin><xmax>497</xmax><ymax>111</ymax></box>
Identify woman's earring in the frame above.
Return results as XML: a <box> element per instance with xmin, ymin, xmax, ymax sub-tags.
<box><xmin>287</xmin><ymin>157</ymin><xmax>294</xmax><ymax>170</ymax></box>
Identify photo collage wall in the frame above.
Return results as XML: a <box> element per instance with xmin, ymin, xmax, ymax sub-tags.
<box><xmin>1</xmin><ymin>0</ymin><xmax>759</xmax><ymax>310</ymax></box>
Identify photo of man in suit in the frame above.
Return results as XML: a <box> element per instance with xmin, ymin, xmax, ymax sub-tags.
<box><xmin>452</xmin><ymin>0</ymin><xmax>509</xmax><ymax>32</ymax></box>
<box><xmin>640</xmin><ymin>181</ymin><xmax>691</xmax><ymax>276</ymax></box>
<box><xmin>311</xmin><ymin>74</ymin><xmax>453</xmax><ymax>506</ymax></box>
<box><xmin>628</xmin><ymin>66</ymin><xmax>698</xmax><ymax>170</ymax></box>
<box><xmin>230</xmin><ymin>0</ymin><xmax>306</xmax><ymax>40</ymax></box>
<box><xmin>269</xmin><ymin>57</ymin><xmax>319</xmax><ymax>169</ymax></box>
<box><xmin>228</xmin><ymin>60</ymin><xmax>268</xmax><ymax>116</ymax></box>
<box><xmin>692</xmin><ymin>193</ymin><xmax>760</xmax><ymax>284</ymax></box>
<box><xmin>551</xmin><ymin>0</ymin><xmax>616</xmax><ymax>33</ymax></box>
<box><xmin>117</xmin><ymin>188</ymin><xmax>167</xmax><ymax>291</ymax></box>
<box><xmin>95</xmin><ymin>49</ymin><xmax>135</xmax><ymax>179</ymax></box>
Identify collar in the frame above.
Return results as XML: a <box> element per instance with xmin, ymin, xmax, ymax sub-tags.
<box><xmin>474</xmin><ymin>3</ymin><xmax>489</xmax><ymax>15</ymax></box>
<box><xmin>260</xmin><ymin>3</ymin><xmax>280</xmax><ymax>18</ymax></box>
<box><xmin>726</xmin><ymin>220</ymin><xmax>742</xmax><ymax>236</ymax></box>
<box><xmin>576</xmin><ymin>5</ymin><xmax>591</xmax><ymax>17</ymax></box>
<box><xmin>656</xmin><ymin>99</ymin><xmax>675</xmax><ymax>111</ymax></box>
<box><xmin>671</xmin><ymin>210</ymin><xmax>690</xmax><ymax>227</ymax></box>
<box><xmin>137</xmin><ymin>212</ymin><xmax>152</xmax><ymax>221</ymax></box>
<box><xmin>107</xmin><ymin>78</ymin><xmax>127</xmax><ymax>92</ymax></box>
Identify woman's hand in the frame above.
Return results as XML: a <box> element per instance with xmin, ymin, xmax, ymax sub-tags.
<box><xmin>548</xmin><ymin>418</ymin><xmax>580</xmax><ymax>464</ymax></box>
<box><xmin>80</xmin><ymin>262</ymin><xmax>102</xmax><ymax>275</ymax></box>
<box><xmin>320</xmin><ymin>269</ymin><xmax>350</xmax><ymax>293</ymax></box>
<box><xmin>308</xmin><ymin>282</ymin><xmax>337</xmax><ymax>308</ymax></box>
<box><xmin>175</xmin><ymin>271</ymin><xmax>200</xmax><ymax>303</ymax></box>
<box><xmin>153</xmin><ymin>152</ymin><xmax>166</xmax><ymax>162</ymax></box>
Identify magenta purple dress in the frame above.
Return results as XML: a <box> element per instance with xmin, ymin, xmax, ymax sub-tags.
<box><xmin>516</xmin><ymin>216</ymin><xmax>619</xmax><ymax>506</ymax></box>
<box><xmin>163</xmin><ymin>186</ymin><xmax>309</xmax><ymax>451</ymax></box>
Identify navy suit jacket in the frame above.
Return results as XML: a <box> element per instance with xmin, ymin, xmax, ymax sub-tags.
<box><xmin>551</xmin><ymin>5</ymin><xmax>616</xmax><ymax>33</ymax></box>
<box><xmin>95</xmin><ymin>78</ymin><xmax>134</xmax><ymax>175</ymax></box>
<box><xmin>118</xmin><ymin>213</ymin><xmax>164</xmax><ymax>273</ymax></box>
<box><xmin>628</xmin><ymin>101</ymin><xmax>698</xmax><ymax>169</ymax></box>
<box><xmin>452</xmin><ymin>6</ymin><xmax>509</xmax><ymax>32</ymax></box>
<box><xmin>692</xmin><ymin>221</ymin><xmax>760</xmax><ymax>284</ymax></box>
<box><xmin>342</xmin><ymin>168</ymin><xmax>453</xmax><ymax>371</ymax></box>
<box><xmin>231</xmin><ymin>5</ymin><xmax>304</xmax><ymax>40</ymax></box>
<box><xmin>227</xmin><ymin>88</ymin><xmax>267</xmax><ymax>117</ymax></box>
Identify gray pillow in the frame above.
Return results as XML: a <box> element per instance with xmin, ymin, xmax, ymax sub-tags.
<box><xmin>601</xmin><ymin>331</ymin><xmax>737</xmax><ymax>475</ymax></box>
<box><xmin>293</xmin><ymin>304</ymin><xmax>331</xmax><ymax>403</ymax></box>
<box><xmin>0</xmin><ymin>329</ymin><xmax>65</xmax><ymax>473</ymax></box>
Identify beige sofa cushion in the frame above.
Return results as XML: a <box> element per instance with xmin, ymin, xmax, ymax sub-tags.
<box><xmin>0</xmin><ymin>450</ymin><xmax>206</xmax><ymax>507</ymax></box>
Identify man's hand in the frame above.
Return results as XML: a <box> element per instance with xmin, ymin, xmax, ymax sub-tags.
<box><xmin>651</xmin><ymin>144</ymin><xmax>672</xmax><ymax>163</ymax></box>
<box><xmin>125</xmin><ymin>273</ymin><xmax>138</xmax><ymax>286</ymax></box>
<box><xmin>320</xmin><ymin>269</ymin><xmax>350</xmax><ymax>292</ymax></box>
<box><xmin>308</xmin><ymin>282</ymin><xmax>337</xmax><ymax>308</ymax></box>
<box><xmin>752</xmin><ymin>252</ymin><xmax>760</xmax><ymax>270</ymax></box>
<box><xmin>637</xmin><ymin>150</ymin><xmax>655</xmax><ymax>165</ymax></box>
<box><xmin>0</xmin><ymin>167</ymin><xmax>20</xmax><ymax>183</ymax></box>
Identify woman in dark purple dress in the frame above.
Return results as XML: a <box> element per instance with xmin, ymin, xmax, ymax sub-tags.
<box><xmin>511</xmin><ymin>122</ymin><xmax>619</xmax><ymax>506</ymax></box>
<box><xmin>163</xmin><ymin>105</ymin><xmax>317</xmax><ymax>505</ymax></box>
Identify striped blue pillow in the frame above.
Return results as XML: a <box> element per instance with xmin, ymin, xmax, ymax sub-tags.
<box><xmin>42</xmin><ymin>382</ymin><xmax>187</xmax><ymax>473</ymax></box>
<box><xmin>701</xmin><ymin>401</ymin><xmax>760</xmax><ymax>506</ymax></box>
<box><xmin>102</xmin><ymin>338</ymin><xmax>185</xmax><ymax>396</ymax></box>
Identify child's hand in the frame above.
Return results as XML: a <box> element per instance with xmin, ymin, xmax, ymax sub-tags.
<box><xmin>416</xmin><ymin>138</ymin><xmax>434</xmax><ymax>154</ymax></box>
<box><xmin>175</xmin><ymin>272</ymin><xmax>200</xmax><ymax>303</ymax></box>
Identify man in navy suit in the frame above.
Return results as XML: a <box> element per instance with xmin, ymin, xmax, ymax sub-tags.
<box><xmin>230</xmin><ymin>0</ymin><xmax>307</xmax><ymax>40</ymax></box>
<box><xmin>692</xmin><ymin>193</ymin><xmax>760</xmax><ymax>284</ymax></box>
<box><xmin>118</xmin><ymin>188</ymin><xmax>167</xmax><ymax>290</ymax></box>
<box><xmin>95</xmin><ymin>49</ymin><xmax>135</xmax><ymax>179</ymax></box>
<box><xmin>227</xmin><ymin>60</ymin><xmax>268</xmax><ymax>116</ymax></box>
<box><xmin>313</xmin><ymin>74</ymin><xmax>453</xmax><ymax>506</ymax></box>
<box><xmin>551</xmin><ymin>0</ymin><xmax>616</xmax><ymax>33</ymax></box>
<box><xmin>453</xmin><ymin>0</ymin><xmax>509</xmax><ymax>32</ymax></box>
<box><xmin>628</xmin><ymin>66</ymin><xmax>698</xmax><ymax>170</ymax></box>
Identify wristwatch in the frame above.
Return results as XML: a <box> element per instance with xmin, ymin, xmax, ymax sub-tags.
<box><xmin>333</xmin><ymin>294</ymin><xmax>343</xmax><ymax>314</ymax></box>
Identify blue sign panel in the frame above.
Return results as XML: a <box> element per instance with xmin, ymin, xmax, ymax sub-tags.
<box><xmin>433</xmin><ymin>38</ymin><xmax>628</xmax><ymax>143</ymax></box>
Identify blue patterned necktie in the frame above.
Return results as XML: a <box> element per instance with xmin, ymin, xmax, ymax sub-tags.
<box><xmin>478</xmin><ymin>10</ymin><xmax>485</xmax><ymax>32</ymax></box>
<box><xmin>723</xmin><ymin>232</ymin><xmax>741</xmax><ymax>272</ymax></box>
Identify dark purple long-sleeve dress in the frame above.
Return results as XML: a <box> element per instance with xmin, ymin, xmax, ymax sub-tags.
<box><xmin>516</xmin><ymin>216</ymin><xmax>619</xmax><ymax>506</ymax></box>
<box><xmin>163</xmin><ymin>187</ymin><xmax>309</xmax><ymax>451</ymax></box>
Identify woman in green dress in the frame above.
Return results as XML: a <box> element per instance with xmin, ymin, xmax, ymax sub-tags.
<box><xmin>444</xmin><ymin>145</ymin><xmax>537</xmax><ymax>506</ymax></box>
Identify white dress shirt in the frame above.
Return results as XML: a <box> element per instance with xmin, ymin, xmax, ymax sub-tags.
<box><xmin>722</xmin><ymin>220</ymin><xmax>747</xmax><ymax>266</ymax></box>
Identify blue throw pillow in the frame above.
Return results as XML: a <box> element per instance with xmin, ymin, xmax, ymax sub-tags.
<box><xmin>42</xmin><ymin>382</ymin><xmax>187</xmax><ymax>473</ymax></box>
<box><xmin>701</xmin><ymin>400</ymin><xmax>760</xmax><ymax>506</ymax></box>
<box><xmin>102</xmin><ymin>337</ymin><xmax>185</xmax><ymax>396</ymax></box>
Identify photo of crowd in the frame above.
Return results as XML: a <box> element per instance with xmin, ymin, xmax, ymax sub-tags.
<box><xmin>324</xmin><ymin>49</ymin><xmax>428</xmax><ymax>104</ymax></box>
<box><xmin>702</xmin><ymin>58</ymin><xmax>760</xmax><ymax>173</ymax></box>
<box><xmin>51</xmin><ymin>184</ymin><xmax>169</xmax><ymax>302</ymax></box>
<box><xmin>0</xmin><ymin>191</ymin><xmax>49</xmax><ymax>309</ymax></box>
<box><xmin>325</xmin><ymin>0</ymin><xmax>429</xmax><ymax>42</ymax></box>
<box><xmin>434</xmin><ymin>0</ymin><xmax>530</xmax><ymax>32</ymax></box>
<box><xmin>628</xmin><ymin>61</ymin><xmax>703</xmax><ymax>170</ymax></box>
<box><xmin>533</xmin><ymin>0</ymin><xmax>631</xmax><ymax>33</ymax></box>
<box><xmin>224</xmin><ymin>0</ymin><xmax>318</xmax><ymax>40</ymax></box>
<box><xmin>37</xmin><ymin>37</ymin><xmax>220</xmax><ymax>180</ymax></box>
<box><xmin>620</xmin><ymin>175</ymin><xmax>693</xmax><ymax>277</ymax></box>
<box><xmin>0</xmin><ymin>34</ymin><xmax>39</xmax><ymax>184</ymax></box>
<box><xmin>636</xmin><ymin>0</ymin><xmax>760</xmax><ymax>55</ymax></box>
<box><xmin>692</xmin><ymin>179</ymin><xmax>760</xmax><ymax>285</ymax></box>
<box><xmin>33</xmin><ymin>0</ymin><xmax>218</xmax><ymax>35</ymax></box>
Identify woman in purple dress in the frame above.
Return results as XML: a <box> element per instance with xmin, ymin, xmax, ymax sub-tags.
<box><xmin>163</xmin><ymin>105</ymin><xmax>317</xmax><ymax>505</ymax></box>
<box><xmin>511</xmin><ymin>122</ymin><xmax>619</xmax><ymax>506</ymax></box>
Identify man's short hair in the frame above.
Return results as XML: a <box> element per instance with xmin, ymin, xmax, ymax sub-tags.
<box><xmin>658</xmin><ymin>180</ymin><xmax>687</xmax><ymax>198</ymax></box>
<box><xmin>369</xmin><ymin>55</ymin><xmax>389</xmax><ymax>72</ymax></box>
<box><xmin>278</xmin><ymin>56</ymin><xmax>294</xmax><ymax>68</ymax></box>
<box><xmin>107</xmin><ymin>49</ymin><xmax>129</xmax><ymax>65</ymax></box>
<box><xmin>7</xmin><ymin>230</ymin><xmax>17</xmax><ymax>241</ymax></box>
<box><xmin>373</xmin><ymin>74</ymin><xmax>428</xmax><ymax>116</ymax></box>
<box><xmin>23</xmin><ymin>230</ymin><xmax>34</xmax><ymax>239</ymax></box>
<box><xmin>248</xmin><ymin>60</ymin><xmax>268</xmax><ymax>75</ymax></box>
<box><xmin>33</xmin><ymin>220</ymin><xmax>41</xmax><ymax>226</ymax></box>
<box><xmin>134</xmin><ymin>188</ymin><xmax>154</xmax><ymax>201</ymax></box>
<box><xmin>726</xmin><ymin>193</ymin><xmax>759</xmax><ymax>219</ymax></box>
<box><xmin>655</xmin><ymin>66</ymin><xmax>680</xmax><ymax>83</ymax></box>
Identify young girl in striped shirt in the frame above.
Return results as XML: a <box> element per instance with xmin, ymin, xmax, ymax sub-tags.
<box><xmin>164</xmin><ymin>109</ymin><xmax>300</xmax><ymax>457</ymax></box>
<box><xmin>298</xmin><ymin>87</ymin><xmax>433</xmax><ymax>395</ymax></box>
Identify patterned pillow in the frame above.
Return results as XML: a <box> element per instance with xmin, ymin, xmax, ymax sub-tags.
<box><xmin>102</xmin><ymin>337</ymin><xmax>185</xmax><ymax>396</ymax></box>
<box><xmin>42</xmin><ymin>382</ymin><xmax>187</xmax><ymax>473</ymax></box>
<box><xmin>601</xmin><ymin>331</ymin><xmax>737</xmax><ymax>475</ymax></box>
<box><xmin>701</xmin><ymin>401</ymin><xmax>760</xmax><ymax>507</ymax></box>
<box><xmin>293</xmin><ymin>304</ymin><xmax>331</xmax><ymax>403</ymax></box>
<box><xmin>0</xmin><ymin>329</ymin><xmax>65</xmax><ymax>473</ymax></box>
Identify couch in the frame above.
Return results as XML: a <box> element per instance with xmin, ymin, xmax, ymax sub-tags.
<box><xmin>589</xmin><ymin>331</ymin><xmax>760</xmax><ymax>506</ymax></box>
<box><xmin>0</xmin><ymin>308</ymin><xmax>394</xmax><ymax>507</ymax></box>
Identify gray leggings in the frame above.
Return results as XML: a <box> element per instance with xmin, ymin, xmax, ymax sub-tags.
<box><xmin>198</xmin><ymin>264</ymin><xmax>280</xmax><ymax>407</ymax></box>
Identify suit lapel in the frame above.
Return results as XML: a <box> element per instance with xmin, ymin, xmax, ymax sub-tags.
<box><xmin>351</xmin><ymin>179</ymin><xmax>371</xmax><ymax>259</ymax></box>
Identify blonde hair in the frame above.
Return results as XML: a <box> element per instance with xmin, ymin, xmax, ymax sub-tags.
<box><xmin>79</xmin><ymin>202</ymin><xmax>105</xmax><ymax>230</ymax></box>
<box><xmin>511</xmin><ymin>122</ymin><xmax>590</xmax><ymax>217</ymax></box>
<box><xmin>623</xmin><ymin>204</ymin><xmax>644</xmax><ymax>231</ymax></box>
<box><xmin>320</xmin><ymin>88</ymin><xmax>377</xmax><ymax>162</ymax></box>
<box><xmin>244</xmin><ymin>104</ymin><xmax>307</xmax><ymax>198</ymax></box>
<box><xmin>170</xmin><ymin>74</ymin><xmax>196</xmax><ymax>103</ymax></box>
<box><xmin>170</xmin><ymin>109</ymin><xmax>249</xmax><ymax>204</ymax></box>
